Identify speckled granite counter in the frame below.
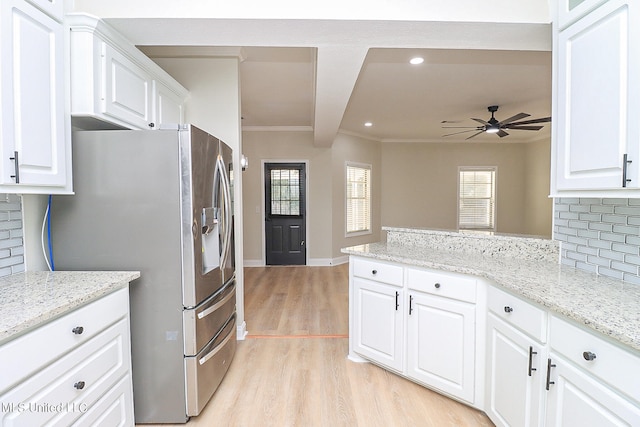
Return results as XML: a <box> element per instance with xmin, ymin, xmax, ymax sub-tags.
<box><xmin>342</xmin><ymin>228</ymin><xmax>640</xmax><ymax>353</ymax></box>
<box><xmin>0</xmin><ymin>271</ymin><xmax>140</xmax><ymax>345</ymax></box>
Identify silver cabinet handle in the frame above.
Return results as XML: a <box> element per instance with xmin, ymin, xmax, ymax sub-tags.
<box><xmin>583</xmin><ymin>351</ymin><xmax>597</xmax><ymax>361</ymax></box>
<box><xmin>546</xmin><ymin>358</ymin><xmax>556</xmax><ymax>390</ymax></box>
<box><xmin>74</xmin><ymin>381</ymin><xmax>85</xmax><ymax>390</ymax></box>
<box><xmin>528</xmin><ymin>346</ymin><xmax>538</xmax><ymax>376</ymax></box>
<box><xmin>9</xmin><ymin>151</ymin><xmax>19</xmax><ymax>183</ymax></box>
<box><xmin>72</xmin><ymin>326</ymin><xmax>84</xmax><ymax>335</ymax></box>
<box><xmin>623</xmin><ymin>154</ymin><xmax>632</xmax><ymax>187</ymax></box>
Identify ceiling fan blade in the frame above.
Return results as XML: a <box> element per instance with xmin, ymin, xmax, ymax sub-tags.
<box><xmin>471</xmin><ymin>118</ymin><xmax>489</xmax><ymax>125</ymax></box>
<box><xmin>508</xmin><ymin>117</ymin><xmax>551</xmax><ymax>125</ymax></box>
<box><xmin>465</xmin><ymin>130</ymin><xmax>486</xmax><ymax>140</ymax></box>
<box><xmin>442</xmin><ymin>126</ymin><xmax>481</xmax><ymax>129</ymax></box>
<box><xmin>442</xmin><ymin>129</ymin><xmax>481</xmax><ymax>137</ymax></box>
<box><xmin>498</xmin><ymin>112</ymin><xmax>530</xmax><ymax>126</ymax></box>
<box><xmin>497</xmin><ymin>129</ymin><xmax>509</xmax><ymax>138</ymax></box>
<box><xmin>505</xmin><ymin>125</ymin><xmax>544</xmax><ymax>131</ymax></box>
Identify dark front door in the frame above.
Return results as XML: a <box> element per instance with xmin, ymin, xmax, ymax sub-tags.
<box><xmin>265</xmin><ymin>163</ymin><xmax>306</xmax><ymax>265</ymax></box>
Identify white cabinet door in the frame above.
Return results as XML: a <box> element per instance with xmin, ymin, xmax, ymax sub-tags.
<box><xmin>154</xmin><ymin>80</ymin><xmax>185</xmax><ymax>127</ymax></box>
<box><xmin>0</xmin><ymin>0</ymin><xmax>70</xmax><ymax>191</ymax></box>
<box><xmin>406</xmin><ymin>292</ymin><xmax>475</xmax><ymax>403</ymax></box>
<box><xmin>24</xmin><ymin>0</ymin><xmax>63</xmax><ymax>20</ymax></box>
<box><xmin>555</xmin><ymin>0</ymin><xmax>640</xmax><ymax>190</ymax></box>
<box><xmin>102</xmin><ymin>43</ymin><xmax>154</xmax><ymax>130</ymax></box>
<box><xmin>556</xmin><ymin>0</ymin><xmax>608</xmax><ymax>29</ymax></box>
<box><xmin>352</xmin><ymin>277</ymin><xmax>403</xmax><ymax>372</ymax></box>
<box><xmin>545</xmin><ymin>353</ymin><xmax>640</xmax><ymax>426</ymax></box>
<box><xmin>486</xmin><ymin>313</ymin><xmax>545</xmax><ymax>427</ymax></box>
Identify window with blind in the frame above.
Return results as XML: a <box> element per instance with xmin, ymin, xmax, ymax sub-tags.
<box><xmin>458</xmin><ymin>167</ymin><xmax>496</xmax><ymax>230</ymax></box>
<box><xmin>346</xmin><ymin>163</ymin><xmax>372</xmax><ymax>235</ymax></box>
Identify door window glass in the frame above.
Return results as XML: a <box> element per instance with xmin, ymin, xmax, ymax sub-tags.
<box><xmin>270</xmin><ymin>169</ymin><xmax>300</xmax><ymax>216</ymax></box>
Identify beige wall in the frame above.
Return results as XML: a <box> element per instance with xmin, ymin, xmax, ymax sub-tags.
<box><xmin>331</xmin><ymin>133</ymin><xmax>382</xmax><ymax>259</ymax></box>
<box><xmin>241</xmin><ymin>131</ymin><xmax>333</xmax><ymax>264</ymax></box>
<box><xmin>380</xmin><ymin>141</ymin><xmax>552</xmax><ymax>237</ymax></box>
<box><xmin>524</xmin><ymin>138</ymin><xmax>553</xmax><ymax>237</ymax></box>
<box><xmin>242</xmin><ymin>131</ymin><xmax>382</xmax><ymax>264</ymax></box>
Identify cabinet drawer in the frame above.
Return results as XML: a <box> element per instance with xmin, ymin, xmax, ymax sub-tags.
<box><xmin>0</xmin><ymin>318</ymin><xmax>131</xmax><ymax>426</ymax></box>
<box><xmin>352</xmin><ymin>257</ymin><xmax>403</xmax><ymax>286</ymax></box>
<box><xmin>0</xmin><ymin>288</ymin><xmax>129</xmax><ymax>393</ymax></box>
<box><xmin>550</xmin><ymin>315</ymin><xmax>640</xmax><ymax>401</ymax></box>
<box><xmin>71</xmin><ymin>374</ymin><xmax>134</xmax><ymax>427</ymax></box>
<box><xmin>487</xmin><ymin>286</ymin><xmax>547</xmax><ymax>342</ymax></box>
<box><xmin>406</xmin><ymin>267</ymin><xmax>476</xmax><ymax>303</ymax></box>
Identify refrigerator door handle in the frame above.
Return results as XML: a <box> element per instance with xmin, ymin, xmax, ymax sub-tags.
<box><xmin>217</xmin><ymin>156</ymin><xmax>233</xmax><ymax>269</ymax></box>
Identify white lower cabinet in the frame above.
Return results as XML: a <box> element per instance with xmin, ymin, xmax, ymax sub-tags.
<box><xmin>349</xmin><ymin>255</ymin><xmax>640</xmax><ymax>426</ymax></box>
<box><xmin>486</xmin><ymin>313</ymin><xmax>546</xmax><ymax>427</ymax></box>
<box><xmin>352</xmin><ymin>276</ymin><xmax>404</xmax><ymax>372</ymax></box>
<box><xmin>350</xmin><ymin>257</ymin><xmax>482</xmax><ymax>407</ymax></box>
<box><xmin>545</xmin><ymin>315</ymin><xmax>640</xmax><ymax>426</ymax></box>
<box><xmin>407</xmin><ymin>292</ymin><xmax>475</xmax><ymax>403</ymax></box>
<box><xmin>545</xmin><ymin>353</ymin><xmax>640</xmax><ymax>426</ymax></box>
<box><xmin>0</xmin><ymin>287</ymin><xmax>134</xmax><ymax>426</ymax></box>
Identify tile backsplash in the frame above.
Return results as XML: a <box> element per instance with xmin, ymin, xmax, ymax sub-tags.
<box><xmin>0</xmin><ymin>194</ymin><xmax>24</xmax><ymax>277</ymax></box>
<box><xmin>554</xmin><ymin>197</ymin><xmax>640</xmax><ymax>285</ymax></box>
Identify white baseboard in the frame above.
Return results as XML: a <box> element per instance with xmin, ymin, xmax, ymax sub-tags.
<box><xmin>236</xmin><ymin>320</ymin><xmax>248</xmax><ymax>341</ymax></box>
<box><xmin>243</xmin><ymin>256</ymin><xmax>349</xmax><ymax>268</ymax></box>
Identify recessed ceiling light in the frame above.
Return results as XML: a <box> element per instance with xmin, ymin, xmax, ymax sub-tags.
<box><xmin>409</xmin><ymin>57</ymin><xmax>424</xmax><ymax>65</ymax></box>
<box><xmin>364</xmin><ymin>122</ymin><xmax>373</xmax><ymax>127</ymax></box>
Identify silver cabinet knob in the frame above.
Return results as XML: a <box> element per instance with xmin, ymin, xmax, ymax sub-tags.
<box><xmin>371</xmin><ymin>270</ymin><xmax>377</xmax><ymax>275</ymax></box>
<box><xmin>583</xmin><ymin>351</ymin><xmax>597</xmax><ymax>361</ymax></box>
<box><xmin>72</xmin><ymin>326</ymin><xmax>84</xmax><ymax>335</ymax></box>
<box><xmin>74</xmin><ymin>381</ymin><xmax>85</xmax><ymax>390</ymax></box>
<box><xmin>504</xmin><ymin>306</ymin><xmax>513</xmax><ymax>313</ymax></box>
<box><xmin>434</xmin><ymin>283</ymin><xmax>441</xmax><ymax>289</ymax></box>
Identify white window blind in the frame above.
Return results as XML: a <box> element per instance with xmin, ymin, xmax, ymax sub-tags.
<box><xmin>346</xmin><ymin>164</ymin><xmax>371</xmax><ymax>234</ymax></box>
<box><xmin>458</xmin><ymin>168</ymin><xmax>496</xmax><ymax>230</ymax></box>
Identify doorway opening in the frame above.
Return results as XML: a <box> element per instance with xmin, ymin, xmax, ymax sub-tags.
<box><xmin>264</xmin><ymin>162</ymin><xmax>307</xmax><ymax>265</ymax></box>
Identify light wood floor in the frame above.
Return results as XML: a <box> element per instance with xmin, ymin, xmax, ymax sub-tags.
<box><xmin>140</xmin><ymin>265</ymin><xmax>493</xmax><ymax>426</ymax></box>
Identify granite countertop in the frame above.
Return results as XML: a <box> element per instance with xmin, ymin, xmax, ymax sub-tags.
<box><xmin>342</xmin><ymin>241</ymin><xmax>640</xmax><ymax>353</ymax></box>
<box><xmin>0</xmin><ymin>271</ymin><xmax>140</xmax><ymax>345</ymax></box>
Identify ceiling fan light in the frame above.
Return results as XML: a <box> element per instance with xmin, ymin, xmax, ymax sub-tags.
<box><xmin>486</xmin><ymin>126</ymin><xmax>499</xmax><ymax>134</ymax></box>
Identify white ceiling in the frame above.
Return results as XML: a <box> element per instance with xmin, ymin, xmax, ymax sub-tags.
<box><xmin>237</xmin><ymin>46</ymin><xmax>552</xmax><ymax>144</ymax></box>
<box><xmin>104</xmin><ymin>9</ymin><xmax>552</xmax><ymax>147</ymax></box>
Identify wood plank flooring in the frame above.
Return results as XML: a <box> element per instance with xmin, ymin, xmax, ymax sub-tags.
<box><xmin>139</xmin><ymin>265</ymin><xmax>493</xmax><ymax>427</ymax></box>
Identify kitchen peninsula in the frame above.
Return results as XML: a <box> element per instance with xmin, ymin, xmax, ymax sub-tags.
<box><xmin>342</xmin><ymin>227</ymin><xmax>640</xmax><ymax>426</ymax></box>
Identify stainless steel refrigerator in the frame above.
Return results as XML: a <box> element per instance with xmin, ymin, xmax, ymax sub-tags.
<box><xmin>51</xmin><ymin>124</ymin><xmax>236</xmax><ymax>423</ymax></box>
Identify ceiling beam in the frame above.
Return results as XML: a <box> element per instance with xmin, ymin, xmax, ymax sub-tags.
<box><xmin>313</xmin><ymin>46</ymin><xmax>369</xmax><ymax>147</ymax></box>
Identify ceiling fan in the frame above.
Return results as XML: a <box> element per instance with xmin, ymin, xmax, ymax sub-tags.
<box><xmin>442</xmin><ymin>105</ymin><xmax>551</xmax><ymax>140</ymax></box>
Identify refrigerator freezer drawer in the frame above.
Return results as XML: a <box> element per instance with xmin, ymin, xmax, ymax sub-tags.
<box><xmin>183</xmin><ymin>279</ymin><xmax>236</xmax><ymax>356</ymax></box>
<box><xmin>184</xmin><ymin>313</ymin><xmax>236</xmax><ymax>417</ymax></box>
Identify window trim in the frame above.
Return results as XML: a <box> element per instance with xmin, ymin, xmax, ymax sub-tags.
<box><xmin>345</xmin><ymin>162</ymin><xmax>372</xmax><ymax>237</ymax></box>
<box><xmin>457</xmin><ymin>166</ymin><xmax>497</xmax><ymax>231</ymax></box>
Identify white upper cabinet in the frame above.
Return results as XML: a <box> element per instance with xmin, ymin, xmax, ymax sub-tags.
<box><xmin>154</xmin><ymin>80</ymin><xmax>185</xmax><ymax>127</ymax></box>
<box><xmin>0</xmin><ymin>0</ymin><xmax>72</xmax><ymax>194</ymax></box>
<box><xmin>24</xmin><ymin>0</ymin><xmax>63</xmax><ymax>21</ymax></box>
<box><xmin>68</xmin><ymin>14</ymin><xmax>188</xmax><ymax>131</ymax></box>
<box><xmin>102</xmin><ymin>43</ymin><xmax>154</xmax><ymax>130</ymax></box>
<box><xmin>552</xmin><ymin>0</ymin><xmax>640</xmax><ymax>195</ymax></box>
<box><xmin>556</xmin><ymin>0</ymin><xmax>608</xmax><ymax>28</ymax></box>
